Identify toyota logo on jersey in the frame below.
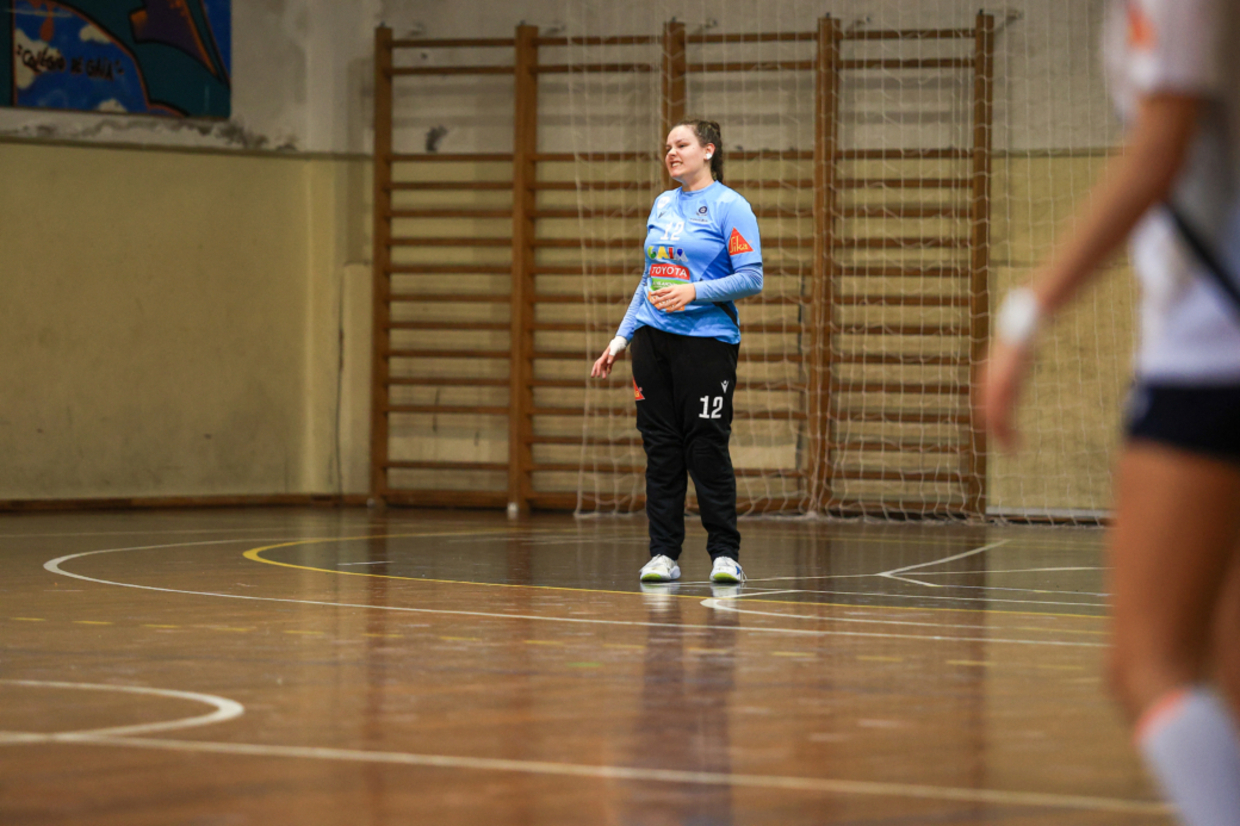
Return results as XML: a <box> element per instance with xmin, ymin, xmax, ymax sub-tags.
<box><xmin>649</xmin><ymin>263</ymin><xmax>690</xmax><ymax>282</ymax></box>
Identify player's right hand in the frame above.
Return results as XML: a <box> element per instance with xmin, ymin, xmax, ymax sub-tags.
<box><xmin>979</xmin><ymin>339</ymin><xmax>1032</xmax><ymax>452</ymax></box>
<box><xmin>591</xmin><ymin>348</ymin><xmax>616</xmax><ymax>379</ymax></box>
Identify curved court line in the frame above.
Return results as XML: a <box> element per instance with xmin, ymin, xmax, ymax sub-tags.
<box><xmin>42</xmin><ymin>541</ymin><xmax>1102</xmax><ymax>647</ymax></box>
<box><xmin>13</xmin><ymin>732</ymin><xmax>1168</xmax><ymax>816</ymax></box>
<box><xmin>0</xmin><ymin>680</ymin><xmax>243</xmax><ymax>742</ymax></box>
<box><xmin>242</xmin><ymin>534</ymin><xmax>1109</xmax><ymax>619</ymax></box>
<box><xmin>241</xmin><ymin>532</ymin><xmax>683</xmax><ymax>600</ymax></box>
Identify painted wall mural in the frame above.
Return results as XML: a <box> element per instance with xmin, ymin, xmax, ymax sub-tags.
<box><xmin>3</xmin><ymin>1</ymin><xmax>230</xmax><ymax>117</ymax></box>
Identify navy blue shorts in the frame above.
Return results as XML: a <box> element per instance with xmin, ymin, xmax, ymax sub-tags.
<box><xmin>1125</xmin><ymin>381</ymin><xmax>1240</xmax><ymax>464</ymax></box>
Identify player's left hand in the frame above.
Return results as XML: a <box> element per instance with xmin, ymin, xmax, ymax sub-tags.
<box><xmin>649</xmin><ymin>283</ymin><xmax>696</xmax><ymax>312</ymax></box>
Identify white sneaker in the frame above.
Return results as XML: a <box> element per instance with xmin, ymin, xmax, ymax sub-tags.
<box><xmin>710</xmin><ymin>557</ymin><xmax>745</xmax><ymax>584</ymax></box>
<box><xmin>639</xmin><ymin>554</ymin><xmax>681</xmax><ymax>582</ymax></box>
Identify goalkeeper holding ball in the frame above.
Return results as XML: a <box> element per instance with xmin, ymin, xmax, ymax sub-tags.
<box><xmin>590</xmin><ymin>119</ymin><xmax>763</xmax><ymax>585</ymax></box>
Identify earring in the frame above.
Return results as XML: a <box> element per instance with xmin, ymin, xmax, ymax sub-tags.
<box><xmin>705</xmin><ymin>154</ymin><xmax>713</xmax><ymax>159</ymax></box>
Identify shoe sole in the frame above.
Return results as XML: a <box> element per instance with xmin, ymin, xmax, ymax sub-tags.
<box><xmin>640</xmin><ymin>569</ymin><xmax>681</xmax><ymax>583</ymax></box>
<box><xmin>711</xmin><ymin>573</ymin><xmax>743</xmax><ymax>584</ymax></box>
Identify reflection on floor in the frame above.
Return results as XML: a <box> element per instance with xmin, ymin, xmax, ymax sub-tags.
<box><xmin>0</xmin><ymin>508</ymin><xmax>1166</xmax><ymax>825</ymax></box>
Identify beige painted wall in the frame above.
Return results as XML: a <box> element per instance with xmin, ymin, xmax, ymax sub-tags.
<box><xmin>989</xmin><ymin>153</ymin><xmax>1136</xmax><ymax>516</ymax></box>
<box><xmin>0</xmin><ymin>138</ymin><xmax>1130</xmax><ymax>515</ymax></box>
<box><xmin>0</xmin><ymin>141</ymin><xmax>372</xmax><ymax>500</ymax></box>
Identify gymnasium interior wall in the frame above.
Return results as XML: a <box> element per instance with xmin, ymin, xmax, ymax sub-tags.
<box><xmin>0</xmin><ymin>0</ymin><xmax>1134</xmax><ymax>517</ymax></box>
<box><xmin>0</xmin><ymin>143</ymin><xmax>372</xmax><ymax>500</ymax></box>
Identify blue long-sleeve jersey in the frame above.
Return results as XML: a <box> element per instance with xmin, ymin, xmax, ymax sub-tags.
<box><xmin>615</xmin><ymin>181</ymin><xmax>763</xmax><ymax>345</ymax></box>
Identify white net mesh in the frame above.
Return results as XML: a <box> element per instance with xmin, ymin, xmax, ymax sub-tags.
<box><xmin>377</xmin><ymin>1</ymin><xmax>1131</xmax><ymax>523</ymax></box>
<box><xmin>556</xmin><ymin>0</ymin><xmax>1130</xmax><ymax>523</ymax></box>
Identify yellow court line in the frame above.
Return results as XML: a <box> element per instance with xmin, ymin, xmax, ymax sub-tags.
<box><xmin>241</xmin><ymin>532</ymin><xmax>1110</xmax><ymax>621</ymax></box>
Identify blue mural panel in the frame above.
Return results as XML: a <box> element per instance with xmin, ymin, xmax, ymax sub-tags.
<box><xmin>3</xmin><ymin>1</ymin><xmax>230</xmax><ymax>118</ymax></box>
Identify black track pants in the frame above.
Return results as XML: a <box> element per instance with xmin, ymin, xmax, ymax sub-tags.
<box><xmin>630</xmin><ymin>325</ymin><xmax>740</xmax><ymax>562</ymax></box>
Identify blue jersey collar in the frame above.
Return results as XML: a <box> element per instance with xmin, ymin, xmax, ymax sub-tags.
<box><xmin>678</xmin><ymin>181</ymin><xmax>719</xmax><ymax>198</ymax></box>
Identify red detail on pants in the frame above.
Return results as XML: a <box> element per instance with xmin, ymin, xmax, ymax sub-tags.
<box><xmin>633</xmin><ymin>379</ymin><xmax>645</xmax><ymax>401</ymax></box>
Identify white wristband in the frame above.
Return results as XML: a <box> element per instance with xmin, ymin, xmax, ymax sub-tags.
<box><xmin>995</xmin><ymin>288</ymin><xmax>1042</xmax><ymax>347</ymax></box>
<box><xmin>607</xmin><ymin>336</ymin><xmax>628</xmax><ymax>357</ymax></box>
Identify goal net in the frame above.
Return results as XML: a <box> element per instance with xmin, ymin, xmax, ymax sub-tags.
<box><xmin>554</xmin><ymin>0</ymin><xmax>1131</xmax><ymax>523</ymax></box>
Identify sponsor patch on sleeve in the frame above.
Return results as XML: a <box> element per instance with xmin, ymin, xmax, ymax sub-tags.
<box><xmin>728</xmin><ymin>228</ymin><xmax>754</xmax><ymax>255</ymax></box>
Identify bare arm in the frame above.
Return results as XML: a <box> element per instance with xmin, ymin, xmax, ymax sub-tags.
<box><xmin>981</xmin><ymin>93</ymin><xmax>1203</xmax><ymax>449</ymax></box>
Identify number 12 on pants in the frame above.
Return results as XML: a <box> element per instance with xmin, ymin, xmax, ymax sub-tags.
<box><xmin>699</xmin><ymin>395</ymin><xmax>724</xmax><ymax>419</ymax></box>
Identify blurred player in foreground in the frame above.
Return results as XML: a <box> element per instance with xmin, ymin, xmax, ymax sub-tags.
<box><xmin>982</xmin><ymin>2</ymin><xmax>1240</xmax><ymax>823</ymax></box>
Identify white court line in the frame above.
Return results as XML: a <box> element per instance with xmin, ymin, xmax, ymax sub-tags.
<box><xmin>723</xmin><ymin>589</ymin><xmax>807</xmax><ymax>599</ymax></box>
<box><xmin>880</xmin><ymin>582</ymin><xmax>1109</xmax><ymax>599</ymax></box>
<box><xmin>912</xmin><ymin>567</ymin><xmax>1105</xmax><ymax>575</ymax></box>
<box><xmin>746</xmin><ymin>569</ymin><xmax>1103</xmax><ymax>583</ymax></box>
<box><xmin>41</xmin><ymin>541</ymin><xmax>1103</xmax><ymax>647</ymax></box>
<box><xmin>751</xmin><ymin>586</ymin><xmax>1106</xmax><ymax>610</ymax></box>
<box><xmin>0</xmin><ymin>522</ymin><xmax>557</xmax><ymax>542</ymax></box>
<box><xmin>0</xmin><ymin>526</ymin><xmax>352</xmax><ymax>540</ymax></box>
<box><xmin>0</xmin><ymin>680</ymin><xmax>243</xmax><ymax>739</ymax></box>
<box><xmin>0</xmin><ymin>679</ymin><xmax>1168</xmax><ymax>817</ymax></box>
<box><xmin>700</xmin><ymin>599</ymin><xmax>1104</xmax><ymax>647</ymax></box>
<box><xmin>2</xmin><ymin>732</ymin><xmax>1164</xmax><ymax>816</ymax></box>
<box><xmin>700</xmin><ymin>598</ymin><xmax>1097</xmax><ymax>636</ymax></box>
<box><xmin>743</xmin><ymin>541</ymin><xmax>1035</xmax><ymax>585</ymax></box>
<box><xmin>876</xmin><ymin>539</ymin><xmax>1011</xmax><ymax>589</ymax></box>
<box><xmin>871</xmin><ymin>541</ymin><xmax>1108</xmax><ymax>596</ymax></box>
<box><xmin>883</xmin><ymin>575</ymin><xmax>940</xmax><ymax>588</ymax></box>
<box><xmin>741</xmin><ymin>541</ymin><xmax>1107</xmax><ymax>609</ymax></box>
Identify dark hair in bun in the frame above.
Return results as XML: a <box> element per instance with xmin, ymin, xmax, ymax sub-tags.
<box><xmin>674</xmin><ymin>118</ymin><xmax>724</xmax><ymax>183</ymax></box>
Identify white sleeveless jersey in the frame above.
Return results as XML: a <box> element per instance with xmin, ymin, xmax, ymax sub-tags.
<box><xmin>1104</xmin><ymin>0</ymin><xmax>1240</xmax><ymax>381</ymax></box>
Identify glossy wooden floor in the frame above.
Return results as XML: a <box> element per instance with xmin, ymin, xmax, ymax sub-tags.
<box><xmin>0</xmin><ymin>508</ymin><xmax>1169</xmax><ymax>825</ymax></box>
